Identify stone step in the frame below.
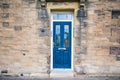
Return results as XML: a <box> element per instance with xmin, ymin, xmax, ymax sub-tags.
<box><xmin>50</xmin><ymin>69</ymin><xmax>74</xmax><ymax>78</ymax></box>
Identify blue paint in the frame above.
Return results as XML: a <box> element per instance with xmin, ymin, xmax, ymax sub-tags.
<box><xmin>53</xmin><ymin>22</ymin><xmax>72</xmax><ymax>69</ymax></box>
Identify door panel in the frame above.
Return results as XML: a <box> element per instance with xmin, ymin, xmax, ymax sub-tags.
<box><xmin>53</xmin><ymin>22</ymin><xmax>72</xmax><ymax>69</ymax></box>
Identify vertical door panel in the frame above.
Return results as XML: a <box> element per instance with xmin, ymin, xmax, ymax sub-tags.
<box><xmin>53</xmin><ymin>22</ymin><xmax>71</xmax><ymax>69</ymax></box>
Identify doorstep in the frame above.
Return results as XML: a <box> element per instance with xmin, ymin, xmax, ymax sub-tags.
<box><xmin>50</xmin><ymin>69</ymin><xmax>74</xmax><ymax>78</ymax></box>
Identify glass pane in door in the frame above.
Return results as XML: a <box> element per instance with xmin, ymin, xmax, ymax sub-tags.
<box><xmin>55</xmin><ymin>25</ymin><xmax>60</xmax><ymax>46</ymax></box>
<box><xmin>64</xmin><ymin>25</ymin><xmax>69</xmax><ymax>47</ymax></box>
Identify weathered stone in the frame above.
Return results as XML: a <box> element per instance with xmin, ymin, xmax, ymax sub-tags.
<box><xmin>1</xmin><ymin>13</ymin><xmax>9</xmax><ymax>18</ymax></box>
<box><xmin>112</xmin><ymin>10</ymin><xmax>120</xmax><ymax>19</ymax></box>
<box><xmin>116</xmin><ymin>55</ymin><xmax>120</xmax><ymax>61</ymax></box>
<box><xmin>14</xmin><ymin>26</ymin><xmax>22</xmax><ymax>31</ymax></box>
<box><xmin>2</xmin><ymin>3</ymin><xmax>10</xmax><ymax>9</ymax></box>
<box><xmin>79</xmin><ymin>46</ymin><xmax>87</xmax><ymax>54</ymax></box>
<box><xmin>29</xmin><ymin>0</ymin><xmax>35</xmax><ymax>4</ymax></box>
<box><xmin>74</xmin><ymin>66</ymin><xmax>86</xmax><ymax>74</ymax></box>
<box><xmin>38</xmin><ymin>9</ymin><xmax>49</xmax><ymax>20</ymax></box>
<box><xmin>20</xmin><ymin>73</ymin><xmax>30</xmax><ymax>77</ymax></box>
<box><xmin>110</xmin><ymin>47</ymin><xmax>120</xmax><ymax>55</ymax></box>
<box><xmin>1</xmin><ymin>70</ymin><xmax>8</xmax><ymax>73</ymax></box>
<box><xmin>2</xmin><ymin>22</ymin><xmax>9</xmax><ymax>27</ymax></box>
<box><xmin>75</xmin><ymin>47</ymin><xmax>81</xmax><ymax>54</ymax></box>
<box><xmin>30</xmin><ymin>73</ymin><xmax>49</xmax><ymax>77</ymax></box>
<box><xmin>39</xmin><ymin>28</ymin><xmax>49</xmax><ymax>37</ymax></box>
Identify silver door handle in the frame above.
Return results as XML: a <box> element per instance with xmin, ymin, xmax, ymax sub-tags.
<box><xmin>58</xmin><ymin>48</ymin><xmax>66</xmax><ymax>50</ymax></box>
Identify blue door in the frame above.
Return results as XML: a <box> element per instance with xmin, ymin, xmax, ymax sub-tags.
<box><xmin>53</xmin><ymin>21</ymin><xmax>72</xmax><ymax>69</ymax></box>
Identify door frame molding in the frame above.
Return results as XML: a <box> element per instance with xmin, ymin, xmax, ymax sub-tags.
<box><xmin>51</xmin><ymin>12</ymin><xmax>74</xmax><ymax>70</ymax></box>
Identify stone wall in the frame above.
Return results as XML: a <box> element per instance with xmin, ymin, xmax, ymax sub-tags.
<box><xmin>0</xmin><ymin>0</ymin><xmax>120</xmax><ymax>77</ymax></box>
<box><xmin>0</xmin><ymin>0</ymin><xmax>50</xmax><ymax>77</ymax></box>
<box><xmin>74</xmin><ymin>0</ymin><xmax>120</xmax><ymax>76</ymax></box>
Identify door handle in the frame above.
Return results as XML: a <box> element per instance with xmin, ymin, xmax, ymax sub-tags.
<box><xmin>58</xmin><ymin>48</ymin><xmax>66</xmax><ymax>50</ymax></box>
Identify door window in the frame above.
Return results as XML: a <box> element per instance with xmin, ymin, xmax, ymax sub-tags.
<box><xmin>64</xmin><ymin>25</ymin><xmax>69</xmax><ymax>47</ymax></box>
<box><xmin>55</xmin><ymin>25</ymin><xmax>60</xmax><ymax>46</ymax></box>
<box><xmin>53</xmin><ymin>12</ymin><xmax>72</xmax><ymax>20</ymax></box>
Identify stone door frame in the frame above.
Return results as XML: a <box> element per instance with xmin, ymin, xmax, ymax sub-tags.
<box><xmin>51</xmin><ymin>11</ymin><xmax>74</xmax><ymax>70</ymax></box>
